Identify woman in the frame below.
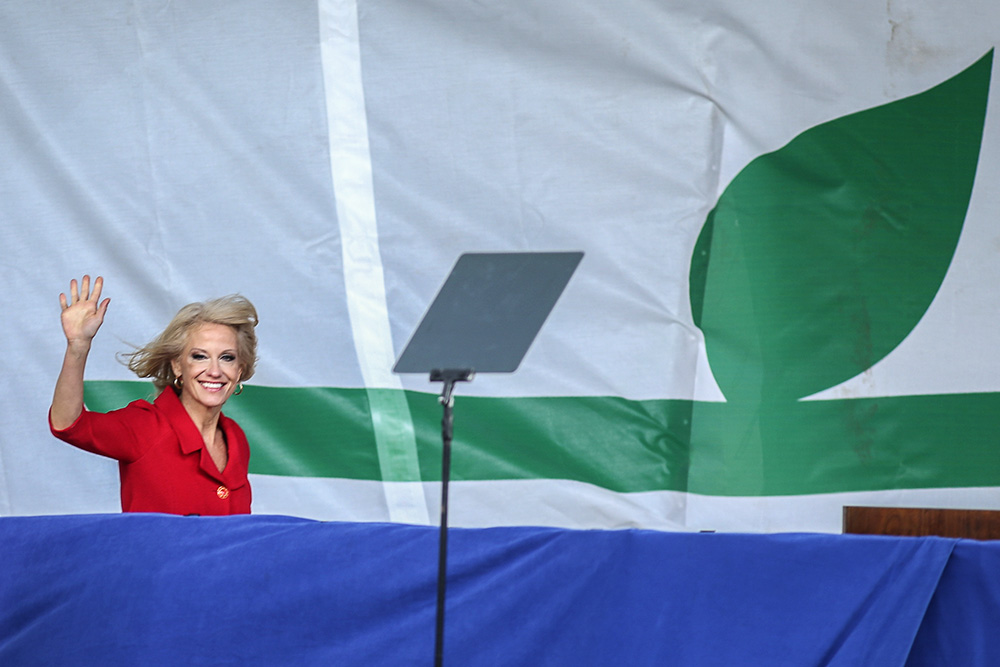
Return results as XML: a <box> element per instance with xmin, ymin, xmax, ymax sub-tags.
<box><xmin>50</xmin><ymin>275</ymin><xmax>259</xmax><ymax>515</ymax></box>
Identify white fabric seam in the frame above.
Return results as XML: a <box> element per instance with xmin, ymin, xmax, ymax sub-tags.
<box><xmin>317</xmin><ymin>0</ymin><xmax>429</xmax><ymax>525</ymax></box>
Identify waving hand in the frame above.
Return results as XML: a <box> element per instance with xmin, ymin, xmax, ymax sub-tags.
<box><xmin>59</xmin><ymin>275</ymin><xmax>110</xmax><ymax>345</ymax></box>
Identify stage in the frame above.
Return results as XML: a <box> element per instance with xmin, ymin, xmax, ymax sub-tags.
<box><xmin>1</xmin><ymin>514</ymin><xmax>997</xmax><ymax>665</ymax></box>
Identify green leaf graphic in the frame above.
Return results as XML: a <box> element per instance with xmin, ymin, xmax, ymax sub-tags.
<box><xmin>691</xmin><ymin>51</ymin><xmax>992</xmax><ymax>402</ymax></box>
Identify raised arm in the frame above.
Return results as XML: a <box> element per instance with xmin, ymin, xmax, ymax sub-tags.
<box><xmin>50</xmin><ymin>275</ymin><xmax>110</xmax><ymax>430</ymax></box>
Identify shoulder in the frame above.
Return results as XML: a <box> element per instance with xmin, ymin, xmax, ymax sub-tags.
<box><xmin>117</xmin><ymin>396</ymin><xmax>163</xmax><ymax>425</ymax></box>
<box><xmin>123</xmin><ymin>397</ymin><xmax>156</xmax><ymax>412</ymax></box>
<box><xmin>86</xmin><ymin>398</ymin><xmax>169</xmax><ymax>445</ymax></box>
<box><xmin>106</xmin><ymin>391</ymin><xmax>182</xmax><ymax>436</ymax></box>
<box><xmin>75</xmin><ymin>397</ymin><xmax>157</xmax><ymax>428</ymax></box>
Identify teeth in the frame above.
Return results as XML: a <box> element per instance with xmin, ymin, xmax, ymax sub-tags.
<box><xmin>201</xmin><ymin>382</ymin><xmax>224</xmax><ymax>389</ymax></box>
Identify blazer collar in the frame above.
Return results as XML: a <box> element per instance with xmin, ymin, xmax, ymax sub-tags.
<box><xmin>155</xmin><ymin>388</ymin><xmax>247</xmax><ymax>488</ymax></box>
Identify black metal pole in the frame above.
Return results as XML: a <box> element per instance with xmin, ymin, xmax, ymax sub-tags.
<box><xmin>434</xmin><ymin>382</ymin><xmax>454</xmax><ymax>667</ymax></box>
<box><xmin>429</xmin><ymin>369</ymin><xmax>472</xmax><ymax>667</ymax></box>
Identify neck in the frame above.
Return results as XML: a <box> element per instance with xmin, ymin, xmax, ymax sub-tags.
<box><xmin>177</xmin><ymin>392</ymin><xmax>223</xmax><ymax>437</ymax></box>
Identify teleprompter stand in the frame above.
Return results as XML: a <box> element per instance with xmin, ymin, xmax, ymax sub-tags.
<box><xmin>430</xmin><ymin>368</ymin><xmax>472</xmax><ymax>667</ymax></box>
<box><xmin>393</xmin><ymin>252</ymin><xmax>583</xmax><ymax>667</ymax></box>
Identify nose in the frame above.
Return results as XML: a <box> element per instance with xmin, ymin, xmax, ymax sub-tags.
<box><xmin>207</xmin><ymin>359</ymin><xmax>222</xmax><ymax>377</ymax></box>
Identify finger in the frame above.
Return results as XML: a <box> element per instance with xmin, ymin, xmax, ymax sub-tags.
<box><xmin>69</xmin><ymin>278</ymin><xmax>80</xmax><ymax>304</ymax></box>
<box><xmin>91</xmin><ymin>276</ymin><xmax>104</xmax><ymax>304</ymax></box>
<box><xmin>98</xmin><ymin>297</ymin><xmax>111</xmax><ymax>317</ymax></box>
<box><xmin>81</xmin><ymin>275</ymin><xmax>91</xmax><ymax>302</ymax></box>
<box><xmin>59</xmin><ymin>292</ymin><xmax>68</xmax><ymax>310</ymax></box>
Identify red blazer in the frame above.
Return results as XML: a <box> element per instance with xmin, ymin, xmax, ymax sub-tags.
<box><xmin>50</xmin><ymin>388</ymin><xmax>251</xmax><ymax>515</ymax></box>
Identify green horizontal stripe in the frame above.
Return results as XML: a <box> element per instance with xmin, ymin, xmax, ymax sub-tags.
<box><xmin>83</xmin><ymin>381</ymin><xmax>1000</xmax><ymax>496</ymax></box>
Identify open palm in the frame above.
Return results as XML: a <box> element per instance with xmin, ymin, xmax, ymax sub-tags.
<box><xmin>60</xmin><ymin>275</ymin><xmax>110</xmax><ymax>344</ymax></box>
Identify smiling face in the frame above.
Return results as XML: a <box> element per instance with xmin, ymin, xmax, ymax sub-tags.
<box><xmin>170</xmin><ymin>322</ymin><xmax>242</xmax><ymax>415</ymax></box>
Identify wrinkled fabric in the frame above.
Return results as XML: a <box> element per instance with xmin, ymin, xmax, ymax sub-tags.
<box><xmin>1</xmin><ymin>514</ymin><xmax>982</xmax><ymax>665</ymax></box>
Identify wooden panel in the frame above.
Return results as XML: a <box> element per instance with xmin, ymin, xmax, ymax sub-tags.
<box><xmin>843</xmin><ymin>506</ymin><xmax>1000</xmax><ymax>541</ymax></box>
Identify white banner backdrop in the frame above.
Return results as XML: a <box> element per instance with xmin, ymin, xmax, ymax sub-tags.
<box><xmin>2</xmin><ymin>0</ymin><xmax>999</xmax><ymax>531</ymax></box>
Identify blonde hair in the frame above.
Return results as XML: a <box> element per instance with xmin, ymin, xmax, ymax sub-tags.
<box><xmin>125</xmin><ymin>295</ymin><xmax>259</xmax><ymax>392</ymax></box>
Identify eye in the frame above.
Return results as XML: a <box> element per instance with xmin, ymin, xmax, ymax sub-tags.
<box><xmin>192</xmin><ymin>352</ymin><xmax>208</xmax><ymax>361</ymax></box>
<box><xmin>221</xmin><ymin>353</ymin><xmax>237</xmax><ymax>363</ymax></box>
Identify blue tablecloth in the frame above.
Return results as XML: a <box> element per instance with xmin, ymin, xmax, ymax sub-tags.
<box><xmin>0</xmin><ymin>514</ymin><xmax>994</xmax><ymax>665</ymax></box>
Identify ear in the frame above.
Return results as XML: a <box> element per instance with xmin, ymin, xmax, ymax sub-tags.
<box><xmin>171</xmin><ymin>358</ymin><xmax>182</xmax><ymax>380</ymax></box>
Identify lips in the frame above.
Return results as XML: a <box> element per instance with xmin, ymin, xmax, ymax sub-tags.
<box><xmin>199</xmin><ymin>381</ymin><xmax>225</xmax><ymax>391</ymax></box>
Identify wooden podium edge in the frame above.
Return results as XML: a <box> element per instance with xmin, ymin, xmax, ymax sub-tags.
<box><xmin>843</xmin><ymin>506</ymin><xmax>1000</xmax><ymax>541</ymax></box>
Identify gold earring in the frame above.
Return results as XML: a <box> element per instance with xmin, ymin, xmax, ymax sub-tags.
<box><xmin>173</xmin><ymin>376</ymin><xmax>183</xmax><ymax>390</ymax></box>
<box><xmin>233</xmin><ymin>383</ymin><xmax>244</xmax><ymax>396</ymax></box>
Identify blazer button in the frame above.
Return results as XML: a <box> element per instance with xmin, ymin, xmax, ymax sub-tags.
<box><xmin>217</xmin><ymin>485</ymin><xmax>230</xmax><ymax>499</ymax></box>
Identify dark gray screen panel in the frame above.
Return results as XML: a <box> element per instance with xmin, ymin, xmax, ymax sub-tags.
<box><xmin>393</xmin><ymin>251</ymin><xmax>584</xmax><ymax>374</ymax></box>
